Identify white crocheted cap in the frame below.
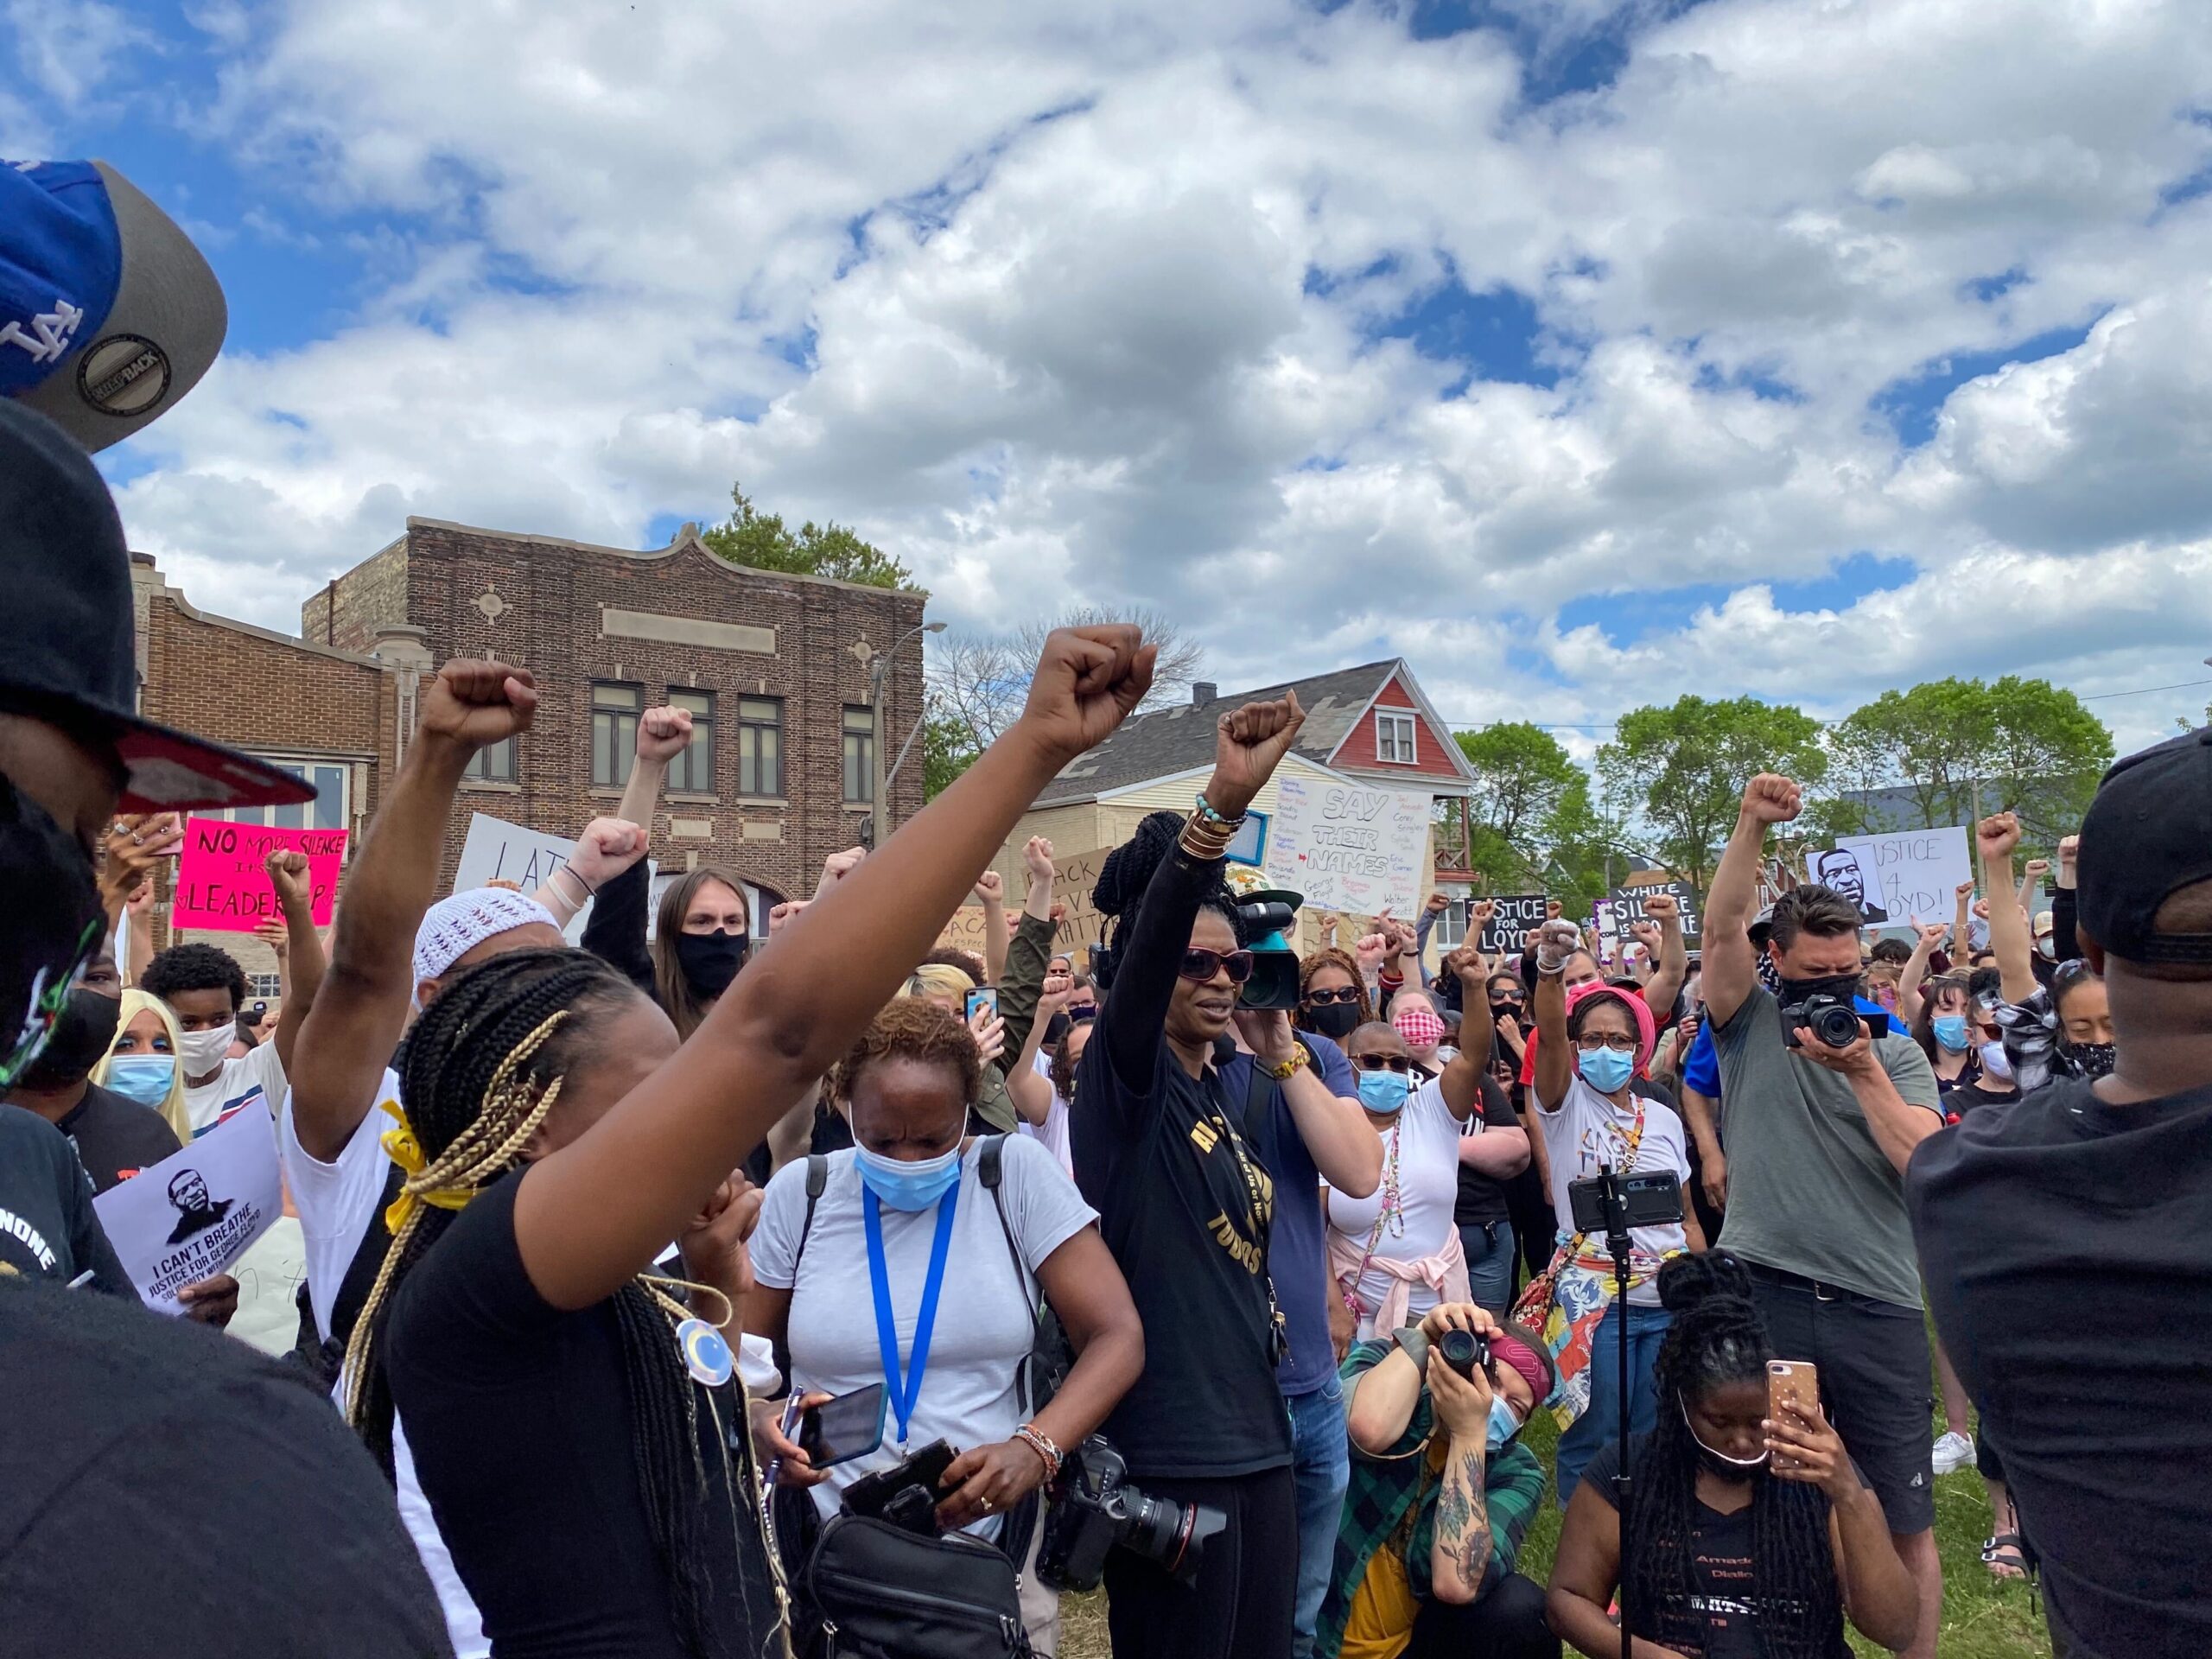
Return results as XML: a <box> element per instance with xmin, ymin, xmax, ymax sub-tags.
<box><xmin>413</xmin><ymin>887</ymin><xmax>563</xmax><ymax>985</ymax></box>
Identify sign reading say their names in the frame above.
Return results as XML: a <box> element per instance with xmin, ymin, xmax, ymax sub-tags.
<box><xmin>92</xmin><ymin>1103</ymin><xmax>283</xmax><ymax>1314</ymax></box>
<box><xmin>1265</xmin><ymin>774</ymin><xmax>1431</xmax><ymax>918</ymax></box>
<box><xmin>173</xmin><ymin>817</ymin><xmax>346</xmax><ymax>932</ymax></box>
<box><xmin>1824</xmin><ymin>828</ymin><xmax>1970</xmax><ymax>928</ymax></box>
<box><xmin>1478</xmin><ymin>894</ymin><xmax>1550</xmax><ymax>955</ymax></box>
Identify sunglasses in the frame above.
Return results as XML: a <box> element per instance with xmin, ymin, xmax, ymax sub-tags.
<box><xmin>1353</xmin><ymin>1052</ymin><xmax>1412</xmax><ymax>1073</ymax></box>
<box><xmin>1303</xmin><ymin>986</ymin><xmax>1362</xmax><ymax>1006</ymax></box>
<box><xmin>1180</xmin><ymin>947</ymin><xmax>1255</xmax><ymax>985</ymax></box>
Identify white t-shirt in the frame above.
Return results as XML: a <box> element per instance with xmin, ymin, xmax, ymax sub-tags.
<box><xmin>1534</xmin><ymin>1075</ymin><xmax>1691</xmax><ymax>1307</ymax></box>
<box><xmin>752</xmin><ymin>1135</ymin><xmax>1096</xmax><ymax>1532</ymax></box>
<box><xmin>1325</xmin><ymin>1076</ymin><xmax>1467</xmax><ymax>1338</ymax></box>
<box><xmin>184</xmin><ymin>1039</ymin><xmax>287</xmax><ymax>1137</ymax></box>
<box><xmin>282</xmin><ymin>1074</ymin><xmax>489</xmax><ymax>1659</ymax></box>
<box><xmin>1018</xmin><ymin>1052</ymin><xmax>1072</xmax><ymax>1176</ymax></box>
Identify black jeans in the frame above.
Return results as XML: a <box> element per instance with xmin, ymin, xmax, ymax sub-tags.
<box><xmin>1408</xmin><ymin>1573</ymin><xmax>1559</xmax><ymax>1659</ymax></box>
<box><xmin>1103</xmin><ymin>1465</ymin><xmax>1297</xmax><ymax>1659</ymax></box>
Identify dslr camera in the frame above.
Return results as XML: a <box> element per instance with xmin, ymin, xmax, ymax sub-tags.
<box><xmin>1435</xmin><ymin>1327</ymin><xmax>1490</xmax><ymax>1379</ymax></box>
<box><xmin>1037</xmin><ymin>1436</ymin><xmax>1227</xmax><ymax>1592</ymax></box>
<box><xmin>1781</xmin><ymin>990</ymin><xmax>1887</xmax><ymax>1051</ymax></box>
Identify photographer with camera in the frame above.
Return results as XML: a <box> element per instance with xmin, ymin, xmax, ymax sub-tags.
<box><xmin>1702</xmin><ymin>774</ymin><xmax>1944</xmax><ymax>1659</ymax></box>
<box><xmin>1321</xmin><ymin>1303</ymin><xmax>1558</xmax><ymax>1659</ymax></box>
<box><xmin>1528</xmin><ymin>919</ymin><xmax>1704</xmax><ymax>1505</ymax></box>
<box><xmin>747</xmin><ymin>996</ymin><xmax>1145</xmax><ymax>1652</ymax></box>
<box><xmin>1073</xmin><ymin>692</ymin><xmax>1316</xmax><ymax>1659</ymax></box>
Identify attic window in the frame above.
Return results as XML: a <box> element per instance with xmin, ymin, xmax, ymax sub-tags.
<box><xmin>1376</xmin><ymin>710</ymin><xmax>1417</xmax><ymax>765</ymax></box>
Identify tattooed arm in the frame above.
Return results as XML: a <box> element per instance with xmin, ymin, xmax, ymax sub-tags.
<box><xmin>1426</xmin><ymin>1352</ymin><xmax>1496</xmax><ymax>1604</ymax></box>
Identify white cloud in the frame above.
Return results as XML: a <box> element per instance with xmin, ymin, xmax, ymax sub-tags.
<box><xmin>73</xmin><ymin>0</ymin><xmax>2212</xmax><ymax>770</ymax></box>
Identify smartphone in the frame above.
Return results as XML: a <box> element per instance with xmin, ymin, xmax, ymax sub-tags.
<box><xmin>1768</xmin><ymin>1361</ymin><xmax>1821</xmax><ymax>1468</ymax></box>
<box><xmin>1567</xmin><ymin>1168</ymin><xmax>1685</xmax><ymax>1235</ymax></box>
<box><xmin>842</xmin><ymin>1439</ymin><xmax>957</xmax><ymax>1520</ymax></box>
<box><xmin>798</xmin><ymin>1382</ymin><xmax>888</xmax><ymax>1469</ymax></box>
<box><xmin>964</xmin><ymin>987</ymin><xmax>1000</xmax><ymax>1022</ymax></box>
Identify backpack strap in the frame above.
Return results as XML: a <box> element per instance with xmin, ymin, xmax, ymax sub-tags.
<box><xmin>979</xmin><ymin>1135</ymin><xmax>1049</xmax><ymax>1416</ymax></box>
<box><xmin>791</xmin><ymin>1154</ymin><xmax>829</xmax><ymax>1286</ymax></box>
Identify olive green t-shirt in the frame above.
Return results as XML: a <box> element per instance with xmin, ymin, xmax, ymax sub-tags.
<box><xmin>1713</xmin><ymin>987</ymin><xmax>1941</xmax><ymax>1308</ymax></box>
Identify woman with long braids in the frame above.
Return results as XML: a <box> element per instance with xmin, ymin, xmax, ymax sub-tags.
<box><xmin>289</xmin><ymin>632</ymin><xmax>1157</xmax><ymax>1658</ymax></box>
<box><xmin>1546</xmin><ymin>1251</ymin><xmax>1919</xmax><ymax>1659</ymax></box>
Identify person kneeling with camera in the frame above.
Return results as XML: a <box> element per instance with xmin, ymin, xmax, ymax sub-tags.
<box><xmin>748</xmin><ymin>997</ymin><xmax>1146</xmax><ymax>1656</ymax></box>
<box><xmin>1319</xmin><ymin>1304</ymin><xmax>1559</xmax><ymax>1659</ymax></box>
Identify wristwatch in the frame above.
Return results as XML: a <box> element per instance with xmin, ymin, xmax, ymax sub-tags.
<box><xmin>1266</xmin><ymin>1045</ymin><xmax>1311</xmax><ymax>1082</ymax></box>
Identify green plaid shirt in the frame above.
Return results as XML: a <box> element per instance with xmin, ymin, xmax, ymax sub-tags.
<box><xmin>1316</xmin><ymin>1335</ymin><xmax>1548</xmax><ymax>1659</ymax></box>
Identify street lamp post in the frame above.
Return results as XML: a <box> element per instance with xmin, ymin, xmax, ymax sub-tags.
<box><xmin>871</xmin><ymin>620</ymin><xmax>945</xmax><ymax>849</ymax></box>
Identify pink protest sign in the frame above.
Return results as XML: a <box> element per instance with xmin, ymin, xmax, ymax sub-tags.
<box><xmin>173</xmin><ymin>817</ymin><xmax>347</xmax><ymax>933</ymax></box>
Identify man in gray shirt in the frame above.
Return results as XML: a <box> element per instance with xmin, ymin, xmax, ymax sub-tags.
<box><xmin>1702</xmin><ymin>773</ymin><xmax>1945</xmax><ymax>1659</ymax></box>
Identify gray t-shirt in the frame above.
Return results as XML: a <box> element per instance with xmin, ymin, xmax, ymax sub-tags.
<box><xmin>1712</xmin><ymin>988</ymin><xmax>1941</xmax><ymax>1309</ymax></box>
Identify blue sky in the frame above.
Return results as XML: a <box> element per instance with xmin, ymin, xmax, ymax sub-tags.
<box><xmin>14</xmin><ymin>0</ymin><xmax>2212</xmax><ymax>759</ymax></box>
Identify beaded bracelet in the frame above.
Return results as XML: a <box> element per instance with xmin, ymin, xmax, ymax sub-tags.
<box><xmin>1014</xmin><ymin>1423</ymin><xmax>1063</xmax><ymax>1483</ymax></box>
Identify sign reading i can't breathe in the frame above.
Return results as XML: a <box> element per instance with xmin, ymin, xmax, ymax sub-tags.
<box><xmin>92</xmin><ymin>1102</ymin><xmax>283</xmax><ymax>1313</ymax></box>
<box><xmin>173</xmin><ymin>817</ymin><xmax>346</xmax><ymax>932</ymax></box>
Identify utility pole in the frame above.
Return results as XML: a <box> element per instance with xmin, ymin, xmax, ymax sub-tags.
<box><xmin>867</xmin><ymin>619</ymin><xmax>945</xmax><ymax>851</ymax></box>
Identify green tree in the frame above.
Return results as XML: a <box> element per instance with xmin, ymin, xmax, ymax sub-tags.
<box><xmin>1818</xmin><ymin>680</ymin><xmax>1994</xmax><ymax>835</ymax></box>
<box><xmin>1597</xmin><ymin>696</ymin><xmax>1827</xmax><ymax>899</ymax></box>
<box><xmin>920</xmin><ymin>716</ymin><xmax>982</xmax><ymax>802</ymax></box>
<box><xmin>702</xmin><ymin>483</ymin><xmax>914</xmax><ymax>589</ymax></box>
<box><xmin>1982</xmin><ymin>676</ymin><xmax>2113</xmax><ymax>854</ymax></box>
<box><xmin>1456</xmin><ymin>722</ymin><xmax>1581</xmax><ymax>884</ymax></box>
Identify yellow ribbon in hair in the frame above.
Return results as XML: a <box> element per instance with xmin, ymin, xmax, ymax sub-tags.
<box><xmin>379</xmin><ymin>1099</ymin><xmax>480</xmax><ymax>1235</ymax></box>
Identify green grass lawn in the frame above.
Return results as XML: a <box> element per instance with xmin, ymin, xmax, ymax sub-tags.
<box><xmin>1054</xmin><ymin>1407</ymin><xmax>2051</xmax><ymax>1658</ymax></box>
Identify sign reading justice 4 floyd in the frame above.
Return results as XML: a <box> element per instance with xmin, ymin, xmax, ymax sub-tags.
<box><xmin>1264</xmin><ymin>774</ymin><xmax>1430</xmax><ymax>918</ymax></box>
<box><xmin>92</xmin><ymin>1103</ymin><xmax>283</xmax><ymax>1314</ymax></box>
<box><xmin>173</xmin><ymin>817</ymin><xmax>346</xmax><ymax>932</ymax></box>
<box><xmin>1478</xmin><ymin>895</ymin><xmax>1551</xmax><ymax>955</ymax></box>
<box><xmin>1824</xmin><ymin>828</ymin><xmax>1971</xmax><ymax>927</ymax></box>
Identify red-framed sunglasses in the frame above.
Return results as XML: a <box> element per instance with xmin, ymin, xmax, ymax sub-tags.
<box><xmin>1180</xmin><ymin>947</ymin><xmax>1256</xmax><ymax>985</ymax></box>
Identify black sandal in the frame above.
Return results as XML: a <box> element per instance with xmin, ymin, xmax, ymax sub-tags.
<box><xmin>1982</xmin><ymin>1533</ymin><xmax>2028</xmax><ymax>1581</ymax></box>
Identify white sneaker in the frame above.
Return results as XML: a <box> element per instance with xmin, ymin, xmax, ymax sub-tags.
<box><xmin>1932</xmin><ymin>1430</ymin><xmax>1974</xmax><ymax>1475</ymax></box>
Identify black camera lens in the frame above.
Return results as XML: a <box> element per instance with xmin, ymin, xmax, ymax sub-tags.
<box><xmin>1122</xmin><ymin>1491</ymin><xmax>1227</xmax><ymax>1588</ymax></box>
<box><xmin>1811</xmin><ymin>1002</ymin><xmax>1861</xmax><ymax>1047</ymax></box>
<box><xmin>1437</xmin><ymin>1328</ymin><xmax>1485</xmax><ymax>1379</ymax></box>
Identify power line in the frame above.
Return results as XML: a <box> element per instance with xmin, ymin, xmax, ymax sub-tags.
<box><xmin>2079</xmin><ymin>677</ymin><xmax>2212</xmax><ymax>702</ymax></box>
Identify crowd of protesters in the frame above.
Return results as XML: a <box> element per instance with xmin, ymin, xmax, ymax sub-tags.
<box><xmin>5</xmin><ymin>154</ymin><xmax>2208</xmax><ymax>1659</ymax></box>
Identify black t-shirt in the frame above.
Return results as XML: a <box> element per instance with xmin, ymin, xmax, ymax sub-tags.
<box><xmin>0</xmin><ymin>1275</ymin><xmax>449</xmax><ymax>1656</ymax></box>
<box><xmin>1452</xmin><ymin>1074</ymin><xmax>1526</xmax><ymax>1227</ymax></box>
<box><xmin>0</xmin><ymin>1103</ymin><xmax>130</xmax><ymax>1294</ymax></box>
<box><xmin>386</xmin><ymin>1172</ymin><xmax>783</xmax><ymax>1657</ymax></box>
<box><xmin>56</xmin><ymin>1082</ymin><xmax>183</xmax><ymax>1192</ymax></box>
<box><xmin>1910</xmin><ymin>1077</ymin><xmax>2212</xmax><ymax>1659</ymax></box>
<box><xmin>1073</xmin><ymin>842</ymin><xmax>1293</xmax><ymax>1481</ymax></box>
<box><xmin>1938</xmin><ymin>1077</ymin><xmax>2017</xmax><ymax>1124</ymax></box>
<box><xmin>1583</xmin><ymin>1436</ymin><xmax>1762</xmax><ymax>1659</ymax></box>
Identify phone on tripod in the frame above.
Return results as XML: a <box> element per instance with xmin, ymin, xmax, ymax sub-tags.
<box><xmin>1567</xmin><ymin>1168</ymin><xmax>1685</xmax><ymax>1234</ymax></box>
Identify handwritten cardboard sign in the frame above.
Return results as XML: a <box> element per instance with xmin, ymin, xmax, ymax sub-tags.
<box><xmin>173</xmin><ymin>817</ymin><xmax>346</xmax><ymax>932</ymax></box>
<box><xmin>1264</xmin><ymin>773</ymin><xmax>1430</xmax><ymax>917</ymax></box>
<box><xmin>92</xmin><ymin>1103</ymin><xmax>283</xmax><ymax>1314</ymax></box>
<box><xmin>1824</xmin><ymin>829</ymin><xmax>1969</xmax><ymax>927</ymax></box>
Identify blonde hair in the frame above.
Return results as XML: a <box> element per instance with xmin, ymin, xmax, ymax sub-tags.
<box><xmin>905</xmin><ymin>961</ymin><xmax>976</xmax><ymax>1002</ymax></box>
<box><xmin>95</xmin><ymin>989</ymin><xmax>192</xmax><ymax>1143</ymax></box>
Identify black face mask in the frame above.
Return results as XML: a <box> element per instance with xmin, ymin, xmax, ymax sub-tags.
<box><xmin>1490</xmin><ymin>998</ymin><xmax>1524</xmax><ymax>1020</ymax></box>
<box><xmin>2059</xmin><ymin>1039</ymin><xmax>2118</xmax><ymax>1082</ymax></box>
<box><xmin>16</xmin><ymin>985</ymin><xmax>120</xmax><ymax>1090</ymax></box>
<box><xmin>674</xmin><ymin>928</ymin><xmax>747</xmax><ymax>999</ymax></box>
<box><xmin>1305</xmin><ymin>1000</ymin><xmax>1361</xmax><ymax>1041</ymax></box>
<box><xmin>1774</xmin><ymin>969</ymin><xmax>1862</xmax><ymax>1008</ymax></box>
<box><xmin>0</xmin><ymin>775</ymin><xmax>105</xmax><ymax>1091</ymax></box>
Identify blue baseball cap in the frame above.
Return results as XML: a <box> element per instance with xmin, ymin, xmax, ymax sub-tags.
<box><xmin>2</xmin><ymin>159</ymin><xmax>226</xmax><ymax>451</ymax></box>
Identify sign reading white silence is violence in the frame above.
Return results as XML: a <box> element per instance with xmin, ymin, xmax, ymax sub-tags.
<box><xmin>92</xmin><ymin>1103</ymin><xmax>283</xmax><ymax>1314</ymax></box>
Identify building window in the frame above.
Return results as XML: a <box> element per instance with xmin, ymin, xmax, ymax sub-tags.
<box><xmin>209</xmin><ymin>759</ymin><xmax>349</xmax><ymax>831</ymax></box>
<box><xmin>843</xmin><ymin>704</ymin><xmax>876</xmax><ymax>804</ymax></box>
<box><xmin>246</xmin><ymin>974</ymin><xmax>282</xmax><ymax>1001</ymax></box>
<box><xmin>465</xmin><ymin>737</ymin><xmax>518</xmax><ymax>784</ymax></box>
<box><xmin>1433</xmin><ymin>899</ymin><xmax>1467</xmax><ymax>949</ymax></box>
<box><xmin>591</xmin><ymin>682</ymin><xmax>642</xmax><ymax>788</ymax></box>
<box><xmin>1376</xmin><ymin>710</ymin><xmax>1418</xmax><ymax>765</ymax></box>
<box><xmin>667</xmin><ymin>690</ymin><xmax>715</xmax><ymax>795</ymax></box>
<box><xmin>737</xmin><ymin>697</ymin><xmax>783</xmax><ymax>798</ymax></box>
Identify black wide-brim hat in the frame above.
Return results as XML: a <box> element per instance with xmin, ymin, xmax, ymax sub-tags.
<box><xmin>0</xmin><ymin>401</ymin><xmax>313</xmax><ymax>810</ymax></box>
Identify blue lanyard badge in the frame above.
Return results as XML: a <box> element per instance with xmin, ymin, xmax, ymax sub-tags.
<box><xmin>862</xmin><ymin>1181</ymin><xmax>961</xmax><ymax>1450</ymax></box>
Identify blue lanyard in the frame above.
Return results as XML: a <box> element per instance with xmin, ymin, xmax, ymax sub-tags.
<box><xmin>862</xmin><ymin>1181</ymin><xmax>961</xmax><ymax>1450</ymax></box>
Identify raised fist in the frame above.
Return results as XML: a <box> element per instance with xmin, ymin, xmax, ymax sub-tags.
<box><xmin>973</xmin><ymin>869</ymin><xmax>1006</xmax><ymax>906</ymax></box>
<box><xmin>570</xmin><ymin>818</ymin><xmax>648</xmax><ymax>889</ymax></box>
<box><xmin>816</xmin><ymin>847</ymin><xmax>865</xmax><ymax>898</ymax></box>
<box><xmin>1016</xmin><ymin>625</ymin><xmax>1157</xmax><ymax>765</ymax></box>
<box><xmin>1740</xmin><ymin>774</ymin><xmax>1802</xmax><ymax>826</ymax></box>
<box><xmin>420</xmin><ymin>659</ymin><xmax>537</xmax><ymax>753</ymax></box>
<box><xmin>1640</xmin><ymin>892</ymin><xmax>1681</xmax><ymax>925</ymax></box>
<box><xmin>1976</xmin><ymin>813</ymin><xmax>2021</xmax><ymax>861</ymax></box>
<box><xmin>264</xmin><ymin>848</ymin><xmax>314</xmax><ymax>910</ymax></box>
<box><xmin>1534</xmin><ymin>919</ymin><xmax>1582</xmax><ymax>976</ymax></box>
<box><xmin>1205</xmin><ymin>692</ymin><xmax>1306</xmax><ymax>821</ymax></box>
<box><xmin>635</xmin><ymin>705</ymin><xmax>695</xmax><ymax>765</ymax></box>
<box><xmin>1024</xmin><ymin>836</ymin><xmax>1057</xmax><ymax>882</ymax></box>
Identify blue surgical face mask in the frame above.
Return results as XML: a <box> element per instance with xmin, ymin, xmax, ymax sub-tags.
<box><xmin>1485</xmin><ymin>1395</ymin><xmax>1523</xmax><ymax>1453</ymax></box>
<box><xmin>1578</xmin><ymin>1046</ymin><xmax>1635</xmax><ymax>1095</ymax></box>
<box><xmin>854</xmin><ymin>1142</ymin><xmax>964</xmax><ymax>1211</ymax></box>
<box><xmin>1357</xmin><ymin>1069</ymin><xmax>1411</xmax><ymax>1116</ymax></box>
<box><xmin>105</xmin><ymin>1052</ymin><xmax>175</xmax><ymax>1105</ymax></box>
<box><xmin>1931</xmin><ymin>1014</ymin><xmax>1970</xmax><ymax>1053</ymax></box>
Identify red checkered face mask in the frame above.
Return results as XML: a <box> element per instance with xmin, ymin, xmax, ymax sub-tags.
<box><xmin>1394</xmin><ymin>1005</ymin><xmax>1445</xmax><ymax>1051</ymax></box>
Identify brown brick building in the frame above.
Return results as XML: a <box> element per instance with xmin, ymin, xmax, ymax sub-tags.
<box><xmin>137</xmin><ymin>518</ymin><xmax>929</xmax><ymax>988</ymax></box>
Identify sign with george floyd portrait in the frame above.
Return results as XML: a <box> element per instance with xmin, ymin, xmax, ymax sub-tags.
<box><xmin>92</xmin><ymin>1103</ymin><xmax>283</xmax><ymax>1314</ymax></box>
<box><xmin>1825</xmin><ymin>829</ymin><xmax>1970</xmax><ymax>927</ymax></box>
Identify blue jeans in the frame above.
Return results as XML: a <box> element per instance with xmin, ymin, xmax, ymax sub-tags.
<box><xmin>1287</xmin><ymin>1375</ymin><xmax>1350</xmax><ymax>1659</ymax></box>
<box><xmin>1459</xmin><ymin>1220</ymin><xmax>1517</xmax><ymax>1319</ymax></box>
<box><xmin>1555</xmin><ymin>1301</ymin><xmax>1672</xmax><ymax>1507</ymax></box>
